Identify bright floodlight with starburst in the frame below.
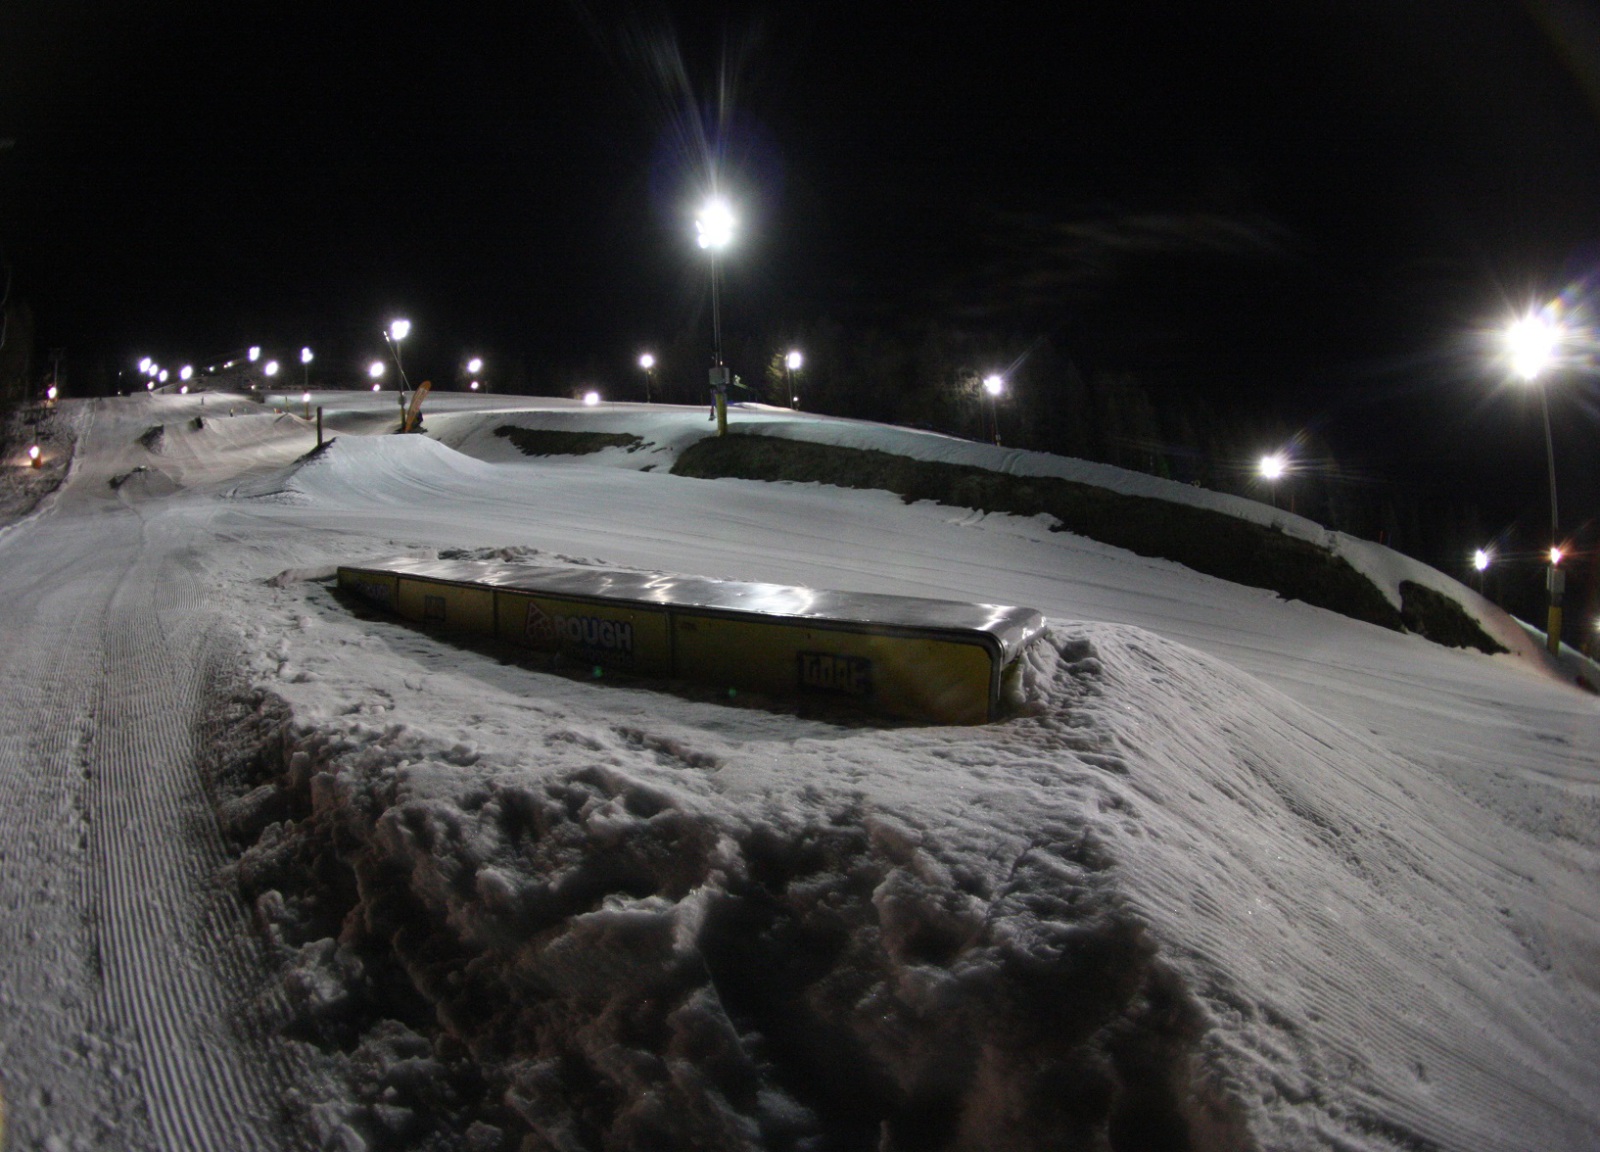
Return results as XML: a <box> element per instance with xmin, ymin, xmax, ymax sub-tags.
<box><xmin>696</xmin><ymin>198</ymin><xmax>735</xmax><ymax>251</ymax></box>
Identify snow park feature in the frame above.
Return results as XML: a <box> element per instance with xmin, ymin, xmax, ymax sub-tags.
<box><xmin>336</xmin><ymin>557</ymin><xmax>1047</xmax><ymax>723</ymax></box>
<box><xmin>0</xmin><ymin>389</ymin><xmax>1596</xmax><ymax>1151</ymax></box>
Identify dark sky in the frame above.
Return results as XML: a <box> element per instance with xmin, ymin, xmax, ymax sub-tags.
<box><xmin>3</xmin><ymin>0</ymin><xmax>1600</xmax><ymax>537</ymax></box>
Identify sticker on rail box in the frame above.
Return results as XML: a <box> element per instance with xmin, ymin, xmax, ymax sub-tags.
<box><xmin>349</xmin><ymin>576</ymin><xmax>394</xmax><ymax>607</ymax></box>
<box><xmin>797</xmin><ymin>651</ymin><xmax>874</xmax><ymax>698</ymax></box>
<box><xmin>525</xmin><ymin>601</ymin><xmax>636</xmax><ymax>664</ymax></box>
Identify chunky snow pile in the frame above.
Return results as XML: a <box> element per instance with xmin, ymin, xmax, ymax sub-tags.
<box><xmin>214</xmin><ymin>630</ymin><xmax>1250</xmax><ymax>1151</ymax></box>
<box><xmin>216</xmin><ymin>564</ymin><xmax>1600</xmax><ymax>1151</ymax></box>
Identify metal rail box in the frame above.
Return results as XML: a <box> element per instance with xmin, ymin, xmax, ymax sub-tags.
<box><xmin>337</xmin><ymin>558</ymin><xmax>1045</xmax><ymax>724</ymax></box>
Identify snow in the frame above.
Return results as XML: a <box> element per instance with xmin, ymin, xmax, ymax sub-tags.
<box><xmin>1</xmin><ymin>390</ymin><xmax>1596</xmax><ymax>1151</ymax></box>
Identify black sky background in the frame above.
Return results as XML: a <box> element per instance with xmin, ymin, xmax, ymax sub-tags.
<box><xmin>4</xmin><ymin>0</ymin><xmax>1600</xmax><ymax>582</ymax></box>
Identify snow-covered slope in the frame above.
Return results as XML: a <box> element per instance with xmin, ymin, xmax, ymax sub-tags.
<box><xmin>2</xmin><ymin>392</ymin><xmax>1595</xmax><ymax>1151</ymax></box>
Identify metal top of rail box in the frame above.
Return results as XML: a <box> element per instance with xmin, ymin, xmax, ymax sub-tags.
<box><xmin>346</xmin><ymin>558</ymin><xmax>1047</xmax><ymax>661</ymax></box>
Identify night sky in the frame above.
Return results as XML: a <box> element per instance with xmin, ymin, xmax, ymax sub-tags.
<box><xmin>4</xmin><ymin>1</ymin><xmax>1600</xmax><ymax>566</ymax></box>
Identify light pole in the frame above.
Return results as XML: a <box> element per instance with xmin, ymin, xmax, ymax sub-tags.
<box><xmin>697</xmin><ymin>197</ymin><xmax>735</xmax><ymax>434</ymax></box>
<box><xmin>1259</xmin><ymin>452</ymin><xmax>1287</xmax><ymax>509</ymax></box>
<box><xmin>301</xmin><ymin>346</ymin><xmax>314</xmax><ymax>391</ymax></box>
<box><xmin>785</xmin><ymin>350</ymin><xmax>802</xmax><ymax>410</ymax></box>
<box><xmin>982</xmin><ymin>374</ymin><xmax>1004</xmax><ymax>445</ymax></box>
<box><xmin>639</xmin><ymin>353</ymin><xmax>656</xmax><ymax>403</ymax></box>
<box><xmin>369</xmin><ymin>360</ymin><xmax>386</xmax><ymax>392</ymax></box>
<box><xmin>386</xmin><ymin>318</ymin><xmax>412</xmax><ymax>419</ymax></box>
<box><xmin>1505</xmin><ymin>310</ymin><xmax>1567</xmax><ymax>653</ymax></box>
<box><xmin>1472</xmin><ymin>547</ymin><xmax>1492</xmax><ymax>599</ymax></box>
<box><xmin>465</xmin><ymin>356</ymin><xmax>484</xmax><ymax>392</ymax></box>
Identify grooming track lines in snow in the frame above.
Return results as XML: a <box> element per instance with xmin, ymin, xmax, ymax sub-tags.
<box><xmin>337</xmin><ymin>557</ymin><xmax>1046</xmax><ymax>724</ymax></box>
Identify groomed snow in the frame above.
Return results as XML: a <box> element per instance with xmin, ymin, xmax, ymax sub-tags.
<box><xmin>2</xmin><ymin>391</ymin><xmax>1595</xmax><ymax>1151</ymax></box>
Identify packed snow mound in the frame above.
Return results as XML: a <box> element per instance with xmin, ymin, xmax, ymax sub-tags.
<box><xmin>227</xmin><ymin>434</ymin><xmax>502</xmax><ymax>506</ymax></box>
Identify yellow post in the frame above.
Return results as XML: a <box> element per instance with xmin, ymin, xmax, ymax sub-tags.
<box><xmin>716</xmin><ymin>389</ymin><xmax>727</xmax><ymax>436</ymax></box>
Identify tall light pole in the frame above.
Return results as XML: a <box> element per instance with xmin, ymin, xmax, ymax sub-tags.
<box><xmin>982</xmin><ymin>374</ymin><xmax>1004</xmax><ymax>446</ymax></box>
<box><xmin>386</xmin><ymin>318</ymin><xmax>412</xmax><ymax>418</ymax></box>
<box><xmin>1505</xmin><ymin>310</ymin><xmax>1566</xmax><ymax>654</ymax></box>
<box><xmin>1259</xmin><ymin>452</ymin><xmax>1287</xmax><ymax>509</ymax></box>
<box><xmin>785</xmin><ymin>349</ymin><xmax>802</xmax><ymax>410</ymax></box>
<box><xmin>697</xmin><ymin>198</ymin><xmax>735</xmax><ymax>434</ymax></box>
<box><xmin>639</xmin><ymin>353</ymin><xmax>656</xmax><ymax>403</ymax></box>
<box><xmin>301</xmin><ymin>346</ymin><xmax>313</xmax><ymax>391</ymax></box>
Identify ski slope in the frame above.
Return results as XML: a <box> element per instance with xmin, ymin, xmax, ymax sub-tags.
<box><xmin>1</xmin><ymin>391</ymin><xmax>1595</xmax><ymax>1151</ymax></box>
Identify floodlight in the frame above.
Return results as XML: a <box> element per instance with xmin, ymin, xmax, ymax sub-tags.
<box><xmin>466</xmin><ymin>356</ymin><xmax>483</xmax><ymax>374</ymax></box>
<box><xmin>389</xmin><ymin>319</ymin><xmax>411</xmax><ymax>342</ymax></box>
<box><xmin>264</xmin><ymin>360</ymin><xmax>280</xmax><ymax>377</ymax></box>
<box><xmin>983</xmin><ymin>374</ymin><xmax>1004</xmax><ymax>396</ymax></box>
<box><xmin>786</xmin><ymin>350</ymin><xmax>803</xmax><ymax>371</ymax></box>
<box><xmin>583</xmin><ymin>391</ymin><xmax>601</xmax><ymax>406</ymax></box>
<box><xmin>248</xmin><ymin>346</ymin><xmax>261</xmax><ymax>362</ymax></box>
<box><xmin>301</xmin><ymin>347</ymin><xmax>314</xmax><ymax>364</ymax></box>
<box><xmin>1259</xmin><ymin>453</ymin><xmax>1286</xmax><ymax>481</ymax></box>
<box><xmin>638</xmin><ymin>353</ymin><xmax>654</xmax><ymax>370</ymax></box>
<box><xmin>369</xmin><ymin>361</ymin><xmax>386</xmax><ymax>379</ymax></box>
<box><xmin>1506</xmin><ymin>313</ymin><xmax>1562</xmax><ymax>381</ymax></box>
<box><xmin>696</xmin><ymin>198</ymin><xmax>735</xmax><ymax>250</ymax></box>
<box><xmin>1472</xmin><ymin>549</ymin><xmax>1491</xmax><ymax>572</ymax></box>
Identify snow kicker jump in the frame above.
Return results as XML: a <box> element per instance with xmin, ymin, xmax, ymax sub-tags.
<box><xmin>337</xmin><ymin>557</ymin><xmax>1045</xmax><ymax>723</ymax></box>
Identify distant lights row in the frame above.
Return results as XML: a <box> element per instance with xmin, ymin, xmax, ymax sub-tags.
<box><xmin>135</xmin><ymin>322</ymin><xmax>488</xmax><ymax>391</ymax></box>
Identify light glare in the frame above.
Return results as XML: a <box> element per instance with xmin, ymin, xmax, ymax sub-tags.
<box><xmin>389</xmin><ymin>319</ymin><xmax>411</xmax><ymax>342</ymax></box>
<box><xmin>1259</xmin><ymin>453</ymin><xmax>1287</xmax><ymax>481</ymax></box>
<box><xmin>983</xmin><ymin>374</ymin><xmax>1004</xmax><ymax>396</ymax></box>
<box><xmin>369</xmin><ymin>361</ymin><xmax>386</xmax><ymax>379</ymax></box>
<box><xmin>583</xmin><ymin>390</ymin><xmax>601</xmax><ymax>406</ymax></box>
<box><xmin>301</xmin><ymin>347</ymin><xmax>314</xmax><ymax>364</ymax></box>
<box><xmin>1472</xmin><ymin>548</ymin><xmax>1491</xmax><ymax>572</ymax></box>
<box><xmin>786</xmin><ymin>350</ymin><xmax>803</xmax><ymax>371</ymax></box>
<box><xmin>1506</xmin><ymin>312</ymin><xmax>1563</xmax><ymax>381</ymax></box>
<box><xmin>1550</xmin><ymin>546</ymin><xmax>1564</xmax><ymax>566</ymax></box>
<box><xmin>638</xmin><ymin>353</ymin><xmax>655</xmax><ymax>370</ymax></box>
<box><xmin>696</xmin><ymin>198</ymin><xmax>735</xmax><ymax>251</ymax></box>
<box><xmin>248</xmin><ymin>346</ymin><xmax>261</xmax><ymax>362</ymax></box>
<box><xmin>264</xmin><ymin>360</ymin><xmax>280</xmax><ymax>377</ymax></box>
<box><xmin>466</xmin><ymin>356</ymin><xmax>483</xmax><ymax>374</ymax></box>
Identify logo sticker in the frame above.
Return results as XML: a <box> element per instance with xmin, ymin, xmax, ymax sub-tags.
<box><xmin>798</xmin><ymin>651</ymin><xmax>874</xmax><ymax>698</ymax></box>
<box><xmin>525</xmin><ymin>602</ymin><xmax>635</xmax><ymax>663</ymax></box>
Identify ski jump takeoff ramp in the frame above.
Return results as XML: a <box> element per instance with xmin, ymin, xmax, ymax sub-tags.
<box><xmin>337</xmin><ymin>558</ymin><xmax>1046</xmax><ymax>724</ymax></box>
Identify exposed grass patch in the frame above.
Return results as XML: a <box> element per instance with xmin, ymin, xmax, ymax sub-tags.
<box><xmin>674</xmin><ymin>433</ymin><xmax>1408</xmax><ymax>633</ymax></box>
<box><xmin>493</xmin><ymin>426</ymin><xmax>644</xmax><ymax>456</ymax></box>
<box><xmin>1399</xmin><ymin>581</ymin><xmax>1507</xmax><ymax>654</ymax></box>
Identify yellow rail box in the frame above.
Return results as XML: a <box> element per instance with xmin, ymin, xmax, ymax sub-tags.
<box><xmin>337</xmin><ymin>558</ymin><xmax>1044</xmax><ymax>724</ymax></box>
